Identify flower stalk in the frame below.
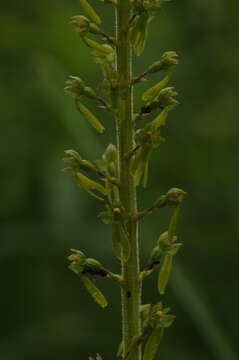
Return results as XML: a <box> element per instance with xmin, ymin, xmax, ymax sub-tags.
<box><xmin>62</xmin><ymin>0</ymin><xmax>186</xmax><ymax>359</ymax></box>
<box><xmin>116</xmin><ymin>1</ymin><xmax>141</xmax><ymax>359</ymax></box>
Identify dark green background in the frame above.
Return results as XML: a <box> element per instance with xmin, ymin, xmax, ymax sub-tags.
<box><xmin>1</xmin><ymin>0</ymin><xmax>238</xmax><ymax>359</ymax></box>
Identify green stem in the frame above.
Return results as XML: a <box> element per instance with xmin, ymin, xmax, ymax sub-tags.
<box><xmin>116</xmin><ymin>2</ymin><xmax>141</xmax><ymax>360</ymax></box>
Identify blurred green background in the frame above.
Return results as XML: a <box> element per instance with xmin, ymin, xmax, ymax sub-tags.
<box><xmin>1</xmin><ymin>0</ymin><xmax>238</xmax><ymax>359</ymax></box>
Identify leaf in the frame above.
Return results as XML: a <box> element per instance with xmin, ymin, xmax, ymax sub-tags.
<box><xmin>78</xmin><ymin>0</ymin><xmax>101</xmax><ymax>24</ymax></box>
<box><xmin>102</xmin><ymin>143</ymin><xmax>117</xmax><ymax>163</ymax></box>
<box><xmin>96</xmin><ymin>354</ymin><xmax>103</xmax><ymax>360</ymax></box>
<box><xmin>143</xmin><ymin>327</ymin><xmax>164</xmax><ymax>360</ymax></box>
<box><xmin>80</xmin><ymin>274</ymin><xmax>108</xmax><ymax>308</ymax></box>
<box><xmin>112</xmin><ymin>224</ymin><xmax>131</xmax><ymax>262</ymax></box>
<box><xmin>168</xmin><ymin>206</ymin><xmax>180</xmax><ymax>243</ymax></box>
<box><xmin>76</xmin><ymin>101</ymin><xmax>105</xmax><ymax>133</ymax></box>
<box><xmin>142</xmin><ymin>74</ymin><xmax>171</xmax><ymax>104</ymax></box>
<box><xmin>76</xmin><ymin>172</ymin><xmax>107</xmax><ymax>200</ymax></box>
<box><xmin>158</xmin><ymin>254</ymin><xmax>172</xmax><ymax>295</ymax></box>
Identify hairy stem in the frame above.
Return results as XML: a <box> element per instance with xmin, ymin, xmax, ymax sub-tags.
<box><xmin>116</xmin><ymin>2</ymin><xmax>141</xmax><ymax>360</ymax></box>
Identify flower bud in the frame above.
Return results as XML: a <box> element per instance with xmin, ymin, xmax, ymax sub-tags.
<box><xmin>68</xmin><ymin>249</ymin><xmax>87</xmax><ymax>274</ymax></box>
<box><xmin>147</xmin><ymin>51</ymin><xmax>178</xmax><ymax>74</ymax></box>
<box><xmin>64</xmin><ymin>149</ymin><xmax>82</xmax><ymax>166</ymax></box>
<box><xmin>65</xmin><ymin>76</ymin><xmax>98</xmax><ymax>101</ymax></box>
<box><xmin>157</xmin><ymin>231</ymin><xmax>170</xmax><ymax>252</ymax></box>
<box><xmin>103</xmin><ymin>143</ymin><xmax>117</xmax><ymax>163</ymax></box>
<box><xmin>156</xmin><ymin>87</ymin><xmax>179</xmax><ymax>108</ymax></box>
<box><xmin>64</xmin><ymin>76</ymin><xmax>85</xmax><ymax>97</ymax></box>
<box><xmin>108</xmin><ymin>162</ymin><xmax>116</xmax><ymax>177</ymax></box>
<box><xmin>69</xmin><ymin>15</ymin><xmax>90</xmax><ymax>35</ymax></box>
<box><xmin>85</xmin><ymin>258</ymin><xmax>108</xmax><ymax>276</ymax></box>
<box><xmin>68</xmin><ymin>248</ymin><xmax>86</xmax><ymax>263</ymax></box>
<box><xmin>166</xmin><ymin>187</ymin><xmax>186</xmax><ymax>206</ymax></box>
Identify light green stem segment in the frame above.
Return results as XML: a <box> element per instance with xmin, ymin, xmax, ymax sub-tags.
<box><xmin>116</xmin><ymin>2</ymin><xmax>142</xmax><ymax>360</ymax></box>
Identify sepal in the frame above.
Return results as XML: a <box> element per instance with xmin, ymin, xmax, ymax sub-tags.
<box><xmin>147</xmin><ymin>51</ymin><xmax>178</xmax><ymax>74</ymax></box>
<box><xmin>63</xmin><ymin>149</ymin><xmax>97</xmax><ymax>173</ymax></box>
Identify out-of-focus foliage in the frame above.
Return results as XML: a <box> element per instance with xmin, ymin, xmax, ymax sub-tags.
<box><xmin>1</xmin><ymin>0</ymin><xmax>238</xmax><ymax>359</ymax></box>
